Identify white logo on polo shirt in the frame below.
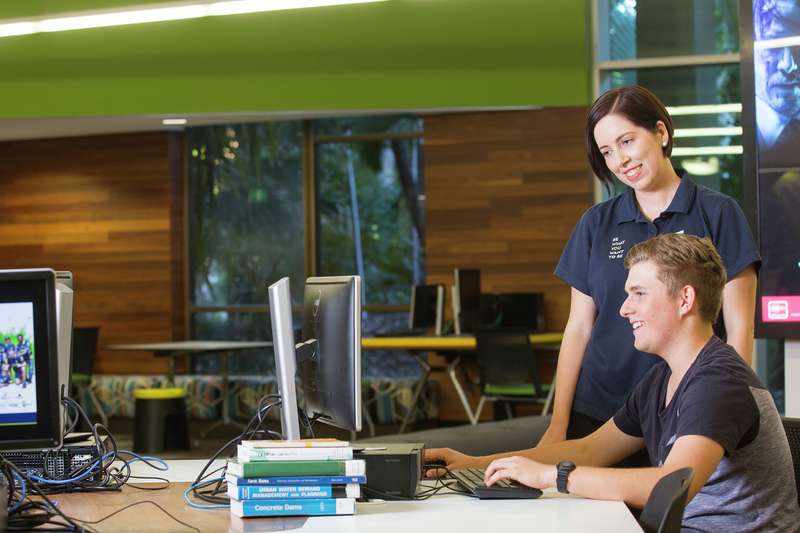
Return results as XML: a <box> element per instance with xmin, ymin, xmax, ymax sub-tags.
<box><xmin>608</xmin><ymin>236</ymin><xmax>626</xmax><ymax>260</ymax></box>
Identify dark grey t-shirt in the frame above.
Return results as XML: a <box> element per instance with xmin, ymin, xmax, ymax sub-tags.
<box><xmin>614</xmin><ymin>336</ymin><xmax>799</xmax><ymax>532</ymax></box>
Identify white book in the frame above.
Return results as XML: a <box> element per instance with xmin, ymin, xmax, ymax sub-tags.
<box><xmin>241</xmin><ymin>439</ymin><xmax>349</xmax><ymax>449</ymax></box>
<box><xmin>237</xmin><ymin>444</ymin><xmax>353</xmax><ymax>462</ymax></box>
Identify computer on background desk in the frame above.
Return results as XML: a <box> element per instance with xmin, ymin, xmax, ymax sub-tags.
<box><xmin>481</xmin><ymin>292</ymin><xmax>546</xmax><ymax>332</ymax></box>
<box><xmin>375</xmin><ymin>284</ymin><xmax>444</xmax><ymax>337</ymax></box>
<box><xmin>454</xmin><ymin>268</ymin><xmax>481</xmax><ymax>335</ymax></box>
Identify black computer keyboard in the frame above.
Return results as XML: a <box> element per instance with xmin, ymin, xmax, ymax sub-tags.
<box><xmin>448</xmin><ymin>468</ymin><xmax>543</xmax><ymax>500</ymax></box>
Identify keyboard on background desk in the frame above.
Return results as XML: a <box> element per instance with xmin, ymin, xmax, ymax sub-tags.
<box><xmin>448</xmin><ymin>468</ymin><xmax>543</xmax><ymax>500</ymax></box>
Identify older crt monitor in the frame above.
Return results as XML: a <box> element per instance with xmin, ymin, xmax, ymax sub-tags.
<box><xmin>300</xmin><ymin>276</ymin><xmax>361</xmax><ymax>433</ymax></box>
<box><xmin>267</xmin><ymin>277</ymin><xmax>302</xmax><ymax>441</ymax></box>
<box><xmin>0</xmin><ymin>269</ymin><xmax>62</xmax><ymax>450</ymax></box>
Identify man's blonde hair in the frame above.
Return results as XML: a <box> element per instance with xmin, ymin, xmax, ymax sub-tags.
<box><xmin>624</xmin><ymin>234</ymin><xmax>727</xmax><ymax>322</ymax></box>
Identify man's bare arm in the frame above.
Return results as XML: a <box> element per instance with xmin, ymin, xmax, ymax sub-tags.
<box><xmin>426</xmin><ymin>419</ymin><xmax>644</xmax><ymax>473</ymax></box>
<box><xmin>484</xmin><ymin>432</ymin><xmax>724</xmax><ymax>509</ymax></box>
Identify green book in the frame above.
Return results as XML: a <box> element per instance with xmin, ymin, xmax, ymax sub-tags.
<box><xmin>226</xmin><ymin>458</ymin><xmax>366</xmax><ymax>478</ymax></box>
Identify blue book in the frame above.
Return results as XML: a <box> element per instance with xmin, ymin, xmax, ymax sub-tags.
<box><xmin>230</xmin><ymin>497</ymin><xmax>356</xmax><ymax>517</ymax></box>
<box><xmin>228</xmin><ymin>483</ymin><xmax>360</xmax><ymax>500</ymax></box>
<box><xmin>225</xmin><ymin>473</ymin><xmax>366</xmax><ymax>486</ymax></box>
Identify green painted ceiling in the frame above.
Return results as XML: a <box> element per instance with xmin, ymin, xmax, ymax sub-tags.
<box><xmin>0</xmin><ymin>0</ymin><xmax>591</xmax><ymax>118</ymax></box>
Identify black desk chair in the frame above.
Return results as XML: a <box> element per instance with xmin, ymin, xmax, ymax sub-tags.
<box><xmin>473</xmin><ymin>327</ymin><xmax>545</xmax><ymax>422</ymax></box>
<box><xmin>639</xmin><ymin>467</ymin><xmax>694</xmax><ymax>533</ymax></box>
<box><xmin>782</xmin><ymin>416</ymin><xmax>800</xmax><ymax>507</ymax></box>
<box><xmin>71</xmin><ymin>326</ymin><xmax>108</xmax><ymax>427</ymax></box>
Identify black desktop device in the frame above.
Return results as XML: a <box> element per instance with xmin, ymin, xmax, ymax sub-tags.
<box><xmin>355</xmin><ymin>442</ymin><xmax>423</xmax><ymax>500</ymax></box>
<box><xmin>0</xmin><ymin>434</ymin><xmax>105</xmax><ymax>486</ymax></box>
<box><xmin>0</xmin><ymin>469</ymin><xmax>7</xmax><ymax>532</ymax></box>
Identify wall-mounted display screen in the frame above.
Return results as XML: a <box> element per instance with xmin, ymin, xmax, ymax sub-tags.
<box><xmin>743</xmin><ymin>0</ymin><xmax>800</xmax><ymax>337</ymax></box>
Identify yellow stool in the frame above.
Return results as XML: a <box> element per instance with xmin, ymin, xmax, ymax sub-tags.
<box><xmin>133</xmin><ymin>388</ymin><xmax>190</xmax><ymax>453</ymax></box>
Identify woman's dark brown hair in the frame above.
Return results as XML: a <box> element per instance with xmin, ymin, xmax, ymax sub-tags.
<box><xmin>586</xmin><ymin>85</ymin><xmax>674</xmax><ymax>185</ymax></box>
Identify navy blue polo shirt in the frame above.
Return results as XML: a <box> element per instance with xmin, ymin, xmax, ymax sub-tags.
<box><xmin>554</xmin><ymin>171</ymin><xmax>760</xmax><ymax>423</ymax></box>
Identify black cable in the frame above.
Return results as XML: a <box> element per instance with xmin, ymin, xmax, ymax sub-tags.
<box><xmin>68</xmin><ymin>500</ymin><xmax>200</xmax><ymax>533</ymax></box>
<box><xmin>187</xmin><ymin>393</ymin><xmax>285</xmax><ymax>508</ymax></box>
<box><xmin>0</xmin><ymin>456</ymin><xmax>91</xmax><ymax>532</ymax></box>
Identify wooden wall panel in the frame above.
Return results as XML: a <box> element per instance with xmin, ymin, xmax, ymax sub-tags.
<box><xmin>0</xmin><ymin>132</ymin><xmax>183</xmax><ymax>374</ymax></box>
<box><xmin>423</xmin><ymin>108</ymin><xmax>593</xmax><ymax>420</ymax></box>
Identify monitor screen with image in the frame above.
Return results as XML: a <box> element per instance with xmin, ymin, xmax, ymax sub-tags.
<box><xmin>741</xmin><ymin>0</ymin><xmax>800</xmax><ymax>337</ymax></box>
<box><xmin>0</xmin><ymin>269</ymin><xmax>61</xmax><ymax>450</ymax></box>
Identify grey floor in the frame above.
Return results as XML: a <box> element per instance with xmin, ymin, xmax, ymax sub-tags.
<box><xmin>105</xmin><ymin>413</ymin><xmax>548</xmax><ymax>462</ymax></box>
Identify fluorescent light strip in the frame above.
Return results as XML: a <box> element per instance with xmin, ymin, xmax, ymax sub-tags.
<box><xmin>673</xmin><ymin>127</ymin><xmax>743</xmax><ymax>138</ymax></box>
<box><xmin>162</xmin><ymin>118</ymin><xmax>188</xmax><ymax>125</ymax></box>
<box><xmin>754</xmin><ymin>35</ymin><xmax>800</xmax><ymax>50</ymax></box>
<box><xmin>665</xmin><ymin>103</ymin><xmax>742</xmax><ymax>116</ymax></box>
<box><xmin>0</xmin><ymin>0</ymin><xmax>386</xmax><ymax>37</ymax></box>
<box><xmin>672</xmin><ymin>146</ymin><xmax>743</xmax><ymax>157</ymax></box>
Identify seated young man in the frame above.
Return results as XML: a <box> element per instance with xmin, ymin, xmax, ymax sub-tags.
<box><xmin>427</xmin><ymin>234</ymin><xmax>799</xmax><ymax>532</ymax></box>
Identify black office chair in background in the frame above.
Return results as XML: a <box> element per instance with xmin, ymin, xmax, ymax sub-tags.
<box><xmin>472</xmin><ymin>327</ymin><xmax>545</xmax><ymax>423</ymax></box>
<box><xmin>781</xmin><ymin>416</ymin><xmax>800</xmax><ymax>507</ymax></box>
<box><xmin>639</xmin><ymin>467</ymin><xmax>694</xmax><ymax>533</ymax></box>
<box><xmin>71</xmin><ymin>326</ymin><xmax>109</xmax><ymax>427</ymax></box>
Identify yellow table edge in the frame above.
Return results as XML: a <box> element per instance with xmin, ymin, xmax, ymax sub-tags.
<box><xmin>361</xmin><ymin>332</ymin><xmax>563</xmax><ymax>350</ymax></box>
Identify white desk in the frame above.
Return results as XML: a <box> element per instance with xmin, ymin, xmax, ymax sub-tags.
<box><xmin>122</xmin><ymin>460</ymin><xmax>643</xmax><ymax>533</ymax></box>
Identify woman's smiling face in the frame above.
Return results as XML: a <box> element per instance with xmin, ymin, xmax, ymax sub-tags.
<box><xmin>593</xmin><ymin>113</ymin><xmax>670</xmax><ymax>192</ymax></box>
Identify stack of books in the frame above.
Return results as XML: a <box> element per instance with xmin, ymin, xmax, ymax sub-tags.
<box><xmin>226</xmin><ymin>438</ymin><xmax>366</xmax><ymax>518</ymax></box>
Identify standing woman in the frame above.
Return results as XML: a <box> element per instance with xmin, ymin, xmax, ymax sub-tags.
<box><xmin>539</xmin><ymin>85</ymin><xmax>759</xmax><ymax>451</ymax></box>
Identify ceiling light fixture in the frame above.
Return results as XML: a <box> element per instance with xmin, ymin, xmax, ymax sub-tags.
<box><xmin>665</xmin><ymin>103</ymin><xmax>742</xmax><ymax>116</ymax></box>
<box><xmin>162</xmin><ymin>118</ymin><xmax>188</xmax><ymax>125</ymax></box>
<box><xmin>0</xmin><ymin>0</ymin><xmax>387</xmax><ymax>38</ymax></box>
<box><xmin>673</xmin><ymin>127</ymin><xmax>743</xmax><ymax>138</ymax></box>
<box><xmin>671</xmin><ymin>146</ymin><xmax>743</xmax><ymax>157</ymax></box>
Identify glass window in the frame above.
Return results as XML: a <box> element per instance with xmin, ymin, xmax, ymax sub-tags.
<box><xmin>600</xmin><ymin>64</ymin><xmax>743</xmax><ymax>202</ymax></box>
<box><xmin>187</xmin><ymin>122</ymin><xmax>305</xmax><ymax>306</ymax></box>
<box><xmin>316</xmin><ymin>115</ymin><xmax>422</xmax><ymax>137</ymax></box>
<box><xmin>316</xmin><ymin>139</ymin><xmax>425</xmax><ymax>305</ymax></box>
<box><xmin>191</xmin><ymin>311</ymin><xmax>275</xmax><ymax>374</ymax></box>
<box><xmin>600</xmin><ymin>0</ymin><xmax>739</xmax><ymax>61</ymax></box>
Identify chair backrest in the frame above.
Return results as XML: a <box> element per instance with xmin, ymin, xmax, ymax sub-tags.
<box><xmin>639</xmin><ymin>467</ymin><xmax>694</xmax><ymax>533</ymax></box>
<box><xmin>781</xmin><ymin>416</ymin><xmax>800</xmax><ymax>507</ymax></box>
<box><xmin>474</xmin><ymin>327</ymin><xmax>542</xmax><ymax>395</ymax></box>
<box><xmin>71</xmin><ymin>327</ymin><xmax>99</xmax><ymax>377</ymax></box>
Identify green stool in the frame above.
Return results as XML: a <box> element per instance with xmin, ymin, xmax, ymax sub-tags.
<box><xmin>133</xmin><ymin>388</ymin><xmax>190</xmax><ymax>453</ymax></box>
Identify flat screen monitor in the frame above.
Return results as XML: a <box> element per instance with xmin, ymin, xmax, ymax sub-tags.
<box><xmin>0</xmin><ymin>269</ymin><xmax>61</xmax><ymax>450</ymax></box>
<box><xmin>494</xmin><ymin>293</ymin><xmax>546</xmax><ymax>331</ymax></box>
<box><xmin>267</xmin><ymin>277</ymin><xmax>302</xmax><ymax>441</ymax></box>
<box><xmin>741</xmin><ymin>0</ymin><xmax>800</xmax><ymax>337</ymax></box>
<box><xmin>409</xmin><ymin>284</ymin><xmax>444</xmax><ymax>334</ymax></box>
<box><xmin>300</xmin><ymin>276</ymin><xmax>361</xmax><ymax>433</ymax></box>
<box><xmin>454</xmin><ymin>268</ymin><xmax>481</xmax><ymax>334</ymax></box>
